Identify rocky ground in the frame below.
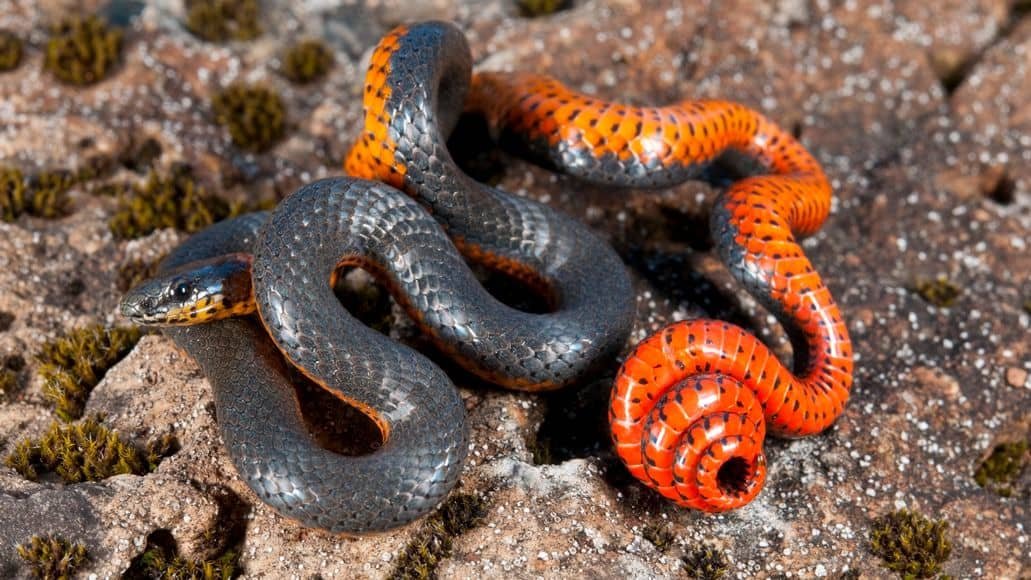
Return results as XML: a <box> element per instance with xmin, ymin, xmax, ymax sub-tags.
<box><xmin>0</xmin><ymin>0</ymin><xmax>1028</xmax><ymax>578</ymax></box>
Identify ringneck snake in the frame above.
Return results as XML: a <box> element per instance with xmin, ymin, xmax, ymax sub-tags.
<box><xmin>122</xmin><ymin>20</ymin><xmax>852</xmax><ymax>531</ymax></box>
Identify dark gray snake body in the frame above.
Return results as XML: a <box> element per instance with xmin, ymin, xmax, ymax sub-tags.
<box><xmin>157</xmin><ymin>172</ymin><xmax>632</xmax><ymax>533</ymax></box>
<box><xmin>139</xmin><ymin>19</ymin><xmax>635</xmax><ymax>534</ymax></box>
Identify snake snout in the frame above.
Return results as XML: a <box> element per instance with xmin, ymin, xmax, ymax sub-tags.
<box><xmin>119</xmin><ymin>289</ymin><xmax>158</xmax><ymax>323</ymax></box>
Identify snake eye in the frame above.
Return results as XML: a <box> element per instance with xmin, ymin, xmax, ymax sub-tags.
<box><xmin>173</xmin><ymin>282</ymin><xmax>191</xmax><ymax>299</ymax></box>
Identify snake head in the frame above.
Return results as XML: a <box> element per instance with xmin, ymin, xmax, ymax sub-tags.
<box><xmin>120</xmin><ymin>254</ymin><xmax>255</xmax><ymax>326</ymax></box>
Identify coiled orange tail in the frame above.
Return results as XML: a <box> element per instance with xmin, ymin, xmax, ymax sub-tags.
<box><xmin>608</xmin><ymin>107</ymin><xmax>853</xmax><ymax>511</ymax></box>
<box><xmin>611</xmin><ymin>326</ymin><xmax>769</xmax><ymax>510</ymax></box>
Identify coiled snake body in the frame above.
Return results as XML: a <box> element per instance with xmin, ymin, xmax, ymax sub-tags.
<box><xmin>122</xmin><ymin>24</ymin><xmax>634</xmax><ymax>533</ymax></box>
<box><xmin>122</xmin><ymin>20</ymin><xmax>852</xmax><ymax>531</ymax></box>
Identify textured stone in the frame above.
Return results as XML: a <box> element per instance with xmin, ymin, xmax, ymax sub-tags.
<box><xmin>0</xmin><ymin>0</ymin><xmax>1026</xmax><ymax>578</ymax></box>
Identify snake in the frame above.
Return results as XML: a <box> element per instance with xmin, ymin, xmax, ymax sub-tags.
<box><xmin>346</xmin><ymin>21</ymin><xmax>852</xmax><ymax>511</ymax></box>
<box><xmin>120</xmin><ymin>21</ymin><xmax>635</xmax><ymax>533</ymax></box>
<box><xmin>450</xmin><ymin>45</ymin><xmax>855</xmax><ymax>510</ymax></box>
<box><xmin>122</xmin><ymin>18</ymin><xmax>852</xmax><ymax>530</ymax></box>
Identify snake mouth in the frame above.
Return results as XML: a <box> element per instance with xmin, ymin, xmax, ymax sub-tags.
<box><xmin>120</xmin><ymin>295</ymin><xmax>160</xmax><ymax>324</ymax></box>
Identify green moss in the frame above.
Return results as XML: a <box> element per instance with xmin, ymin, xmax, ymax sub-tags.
<box><xmin>4</xmin><ymin>416</ymin><xmax>152</xmax><ymax>482</ymax></box>
<box><xmin>282</xmin><ymin>39</ymin><xmax>334</xmax><ymax>84</ymax></box>
<box><xmin>109</xmin><ymin>166</ymin><xmax>233</xmax><ymax>240</ymax></box>
<box><xmin>1</xmin><ymin>166</ymin><xmax>28</xmax><ymax>222</ymax></box>
<box><xmin>185</xmin><ymin>0</ymin><xmax>261</xmax><ymax>43</ymax></box>
<box><xmin>212</xmin><ymin>83</ymin><xmax>286</xmax><ymax>152</ymax></box>
<box><xmin>641</xmin><ymin>523</ymin><xmax>675</xmax><ymax>553</ymax></box>
<box><xmin>1</xmin><ymin>164</ymin><xmax>108</xmax><ymax>223</ymax></box>
<box><xmin>16</xmin><ymin>535</ymin><xmax>88</xmax><ymax>580</ymax></box>
<box><xmin>36</xmin><ymin>324</ymin><xmax>141</xmax><ymax>421</ymax></box>
<box><xmin>44</xmin><ymin>16</ymin><xmax>123</xmax><ymax>86</ymax></box>
<box><xmin>389</xmin><ymin>492</ymin><xmax>489</xmax><ymax>580</ymax></box>
<box><xmin>129</xmin><ymin>528</ymin><xmax>237</xmax><ymax>580</ymax></box>
<box><xmin>2</xmin><ymin>158</ymin><xmax>124</xmax><ymax>221</ymax></box>
<box><xmin>516</xmin><ymin>0</ymin><xmax>571</xmax><ymax>17</ymax></box>
<box><xmin>0</xmin><ymin>30</ymin><xmax>23</xmax><ymax>72</ymax></box>
<box><xmin>869</xmin><ymin>509</ymin><xmax>951</xmax><ymax>579</ymax></box>
<box><xmin>134</xmin><ymin>546</ymin><xmax>237</xmax><ymax>580</ymax></box>
<box><xmin>974</xmin><ymin>440</ymin><xmax>1028</xmax><ymax>497</ymax></box>
<box><xmin>25</xmin><ymin>170</ymin><xmax>75</xmax><ymax>219</ymax></box>
<box><xmin>681</xmin><ymin>543</ymin><xmax>729</xmax><ymax>580</ymax></box>
<box><xmin>914</xmin><ymin>277</ymin><xmax>961</xmax><ymax>308</ymax></box>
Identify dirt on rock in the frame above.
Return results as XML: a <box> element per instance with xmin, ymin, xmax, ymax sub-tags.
<box><xmin>0</xmin><ymin>0</ymin><xmax>1027</xmax><ymax>578</ymax></box>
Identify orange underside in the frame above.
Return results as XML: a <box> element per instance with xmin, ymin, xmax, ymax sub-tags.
<box><xmin>343</xmin><ymin>25</ymin><xmax>853</xmax><ymax>513</ymax></box>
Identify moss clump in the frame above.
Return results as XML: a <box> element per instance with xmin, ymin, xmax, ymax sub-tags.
<box><xmin>641</xmin><ymin>523</ymin><xmax>675</xmax><ymax>553</ymax></box>
<box><xmin>36</xmin><ymin>324</ymin><xmax>141</xmax><ymax>421</ymax></box>
<box><xmin>133</xmin><ymin>543</ymin><xmax>237</xmax><ymax>580</ymax></box>
<box><xmin>212</xmin><ymin>83</ymin><xmax>286</xmax><ymax>152</ymax></box>
<box><xmin>16</xmin><ymin>535</ymin><xmax>89</xmax><ymax>580</ymax></box>
<box><xmin>185</xmin><ymin>0</ymin><xmax>261</xmax><ymax>43</ymax></box>
<box><xmin>25</xmin><ymin>170</ymin><xmax>76</xmax><ymax>219</ymax></box>
<box><xmin>681</xmin><ymin>543</ymin><xmax>729</xmax><ymax>580</ymax></box>
<box><xmin>914</xmin><ymin>277</ymin><xmax>961</xmax><ymax>308</ymax></box>
<box><xmin>44</xmin><ymin>16</ymin><xmax>123</xmax><ymax>86</ymax></box>
<box><xmin>109</xmin><ymin>166</ymin><xmax>233</xmax><ymax>240</ymax></box>
<box><xmin>5</xmin><ymin>416</ymin><xmax>149</xmax><ymax>482</ymax></box>
<box><xmin>974</xmin><ymin>440</ymin><xmax>1028</xmax><ymax>497</ymax></box>
<box><xmin>0</xmin><ymin>30</ymin><xmax>23</xmax><ymax>72</ymax></box>
<box><xmin>869</xmin><ymin>509</ymin><xmax>951</xmax><ymax>579</ymax></box>
<box><xmin>516</xmin><ymin>0</ymin><xmax>571</xmax><ymax>17</ymax></box>
<box><xmin>1</xmin><ymin>166</ymin><xmax>28</xmax><ymax>222</ymax></box>
<box><xmin>389</xmin><ymin>493</ymin><xmax>489</xmax><ymax>580</ymax></box>
<box><xmin>281</xmin><ymin>39</ymin><xmax>334</xmax><ymax>84</ymax></box>
<box><xmin>2</xmin><ymin>160</ymin><xmax>121</xmax><ymax>222</ymax></box>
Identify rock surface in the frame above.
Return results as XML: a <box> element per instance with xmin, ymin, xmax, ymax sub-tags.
<box><xmin>0</xmin><ymin>0</ymin><xmax>1027</xmax><ymax>578</ymax></box>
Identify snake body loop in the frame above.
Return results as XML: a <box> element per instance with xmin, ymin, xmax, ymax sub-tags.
<box><xmin>345</xmin><ymin>23</ymin><xmax>636</xmax><ymax>390</ymax></box>
<box><xmin>126</xmin><ymin>22</ymin><xmax>636</xmax><ymax>533</ymax></box>
<box><xmin>454</xmin><ymin>45</ymin><xmax>854</xmax><ymax>510</ymax></box>
<box><xmin>155</xmin><ymin>188</ymin><xmax>470</xmax><ymax>534</ymax></box>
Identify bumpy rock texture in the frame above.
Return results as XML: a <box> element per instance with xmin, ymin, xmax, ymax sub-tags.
<box><xmin>0</xmin><ymin>0</ymin><xmax>1027</xmax><ymax>578</ymax></box>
